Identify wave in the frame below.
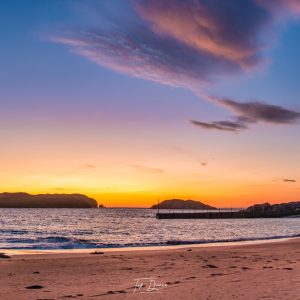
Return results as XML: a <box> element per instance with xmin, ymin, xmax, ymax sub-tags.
<box><xmin>0</xmin><ymin>233</ymin><xmax>299</xmax><ymax>250</ymax></box>
<box><xmin>0</xmin><ymin>236</ymin><xmax>99</xmax><ymax>250</ymax></box>
<box><xmin>0</xmin><ymin>229</ymin><xmax>28</xmax><ymax>235</ymax></box>
<box><xmin>165</xmin><ymin>233</ymin><xmax>300</xmax><ymax>245</ymax></box>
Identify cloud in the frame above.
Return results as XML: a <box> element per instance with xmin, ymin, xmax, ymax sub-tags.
<box><xmin>52</xmin><ymin>25</ymin><xmax>240</xmax><ymax>90</ymax></box>
<box><xmin>51</xmin><ymin>1</ymin><xmax>300</xmax><ymax>132</ymax></box>
<box><xmin>258</xmin><ymin>0</ymin><xmax>300</xmax><ymax>14</ymax></box>
<box><xmin>190</xmin><ymin>119</ymin><xmax>247</xmax><ymax>132</ymax></box>
<box><xmin>134</xmin><ymin>0</ymin><xmax>271</xmax><ymax>67</ymax></box>
<box><xmin>286</xmin><ymin>0</ymin><xmax>300</xmax><ymax>12</ymax></box>
<box><xmin>214</xmin><ymin>97</ymin><xmax>300</xmax><ymax>124</ymax></box>
<box><xmin>51</xmin><ymin>0</ymin><xmax>299</xmax><ymax>91</ymax></box>
<box><xmin>132</xmin><ymin>164</ymin><xmax>165</xmax><ymax>174</ymax></box>
<box><xmin>283</xmin><ymin>179</ymin><xmax>296</xmax><ymax>183</ymax></box>
<box><xmin>81</xmin><ymin>164</ymin><xmax>96</xmax><ymax>169</ymax></box>
<box><xmin>191</xmin><ymin>97</ymin><xmax>300</xmax><ymax>132</ymax></box>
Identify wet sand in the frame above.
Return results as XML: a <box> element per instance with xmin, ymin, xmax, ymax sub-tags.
<box><xmin>0</xmin><ymin>238</ymin><xmax>299</xmax><ymax>299</ymax></box>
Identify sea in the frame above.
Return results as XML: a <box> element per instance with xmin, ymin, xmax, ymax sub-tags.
<box><xmin>0</xmin><ymin>208</ymin><xmax>299</xmax><ymax>250</ymax></box>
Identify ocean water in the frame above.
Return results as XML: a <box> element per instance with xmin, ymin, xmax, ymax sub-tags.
<box><xmin>0</xmin><ymin>208</ymin><xmax>299</xmax><ymax>250</ymax></box>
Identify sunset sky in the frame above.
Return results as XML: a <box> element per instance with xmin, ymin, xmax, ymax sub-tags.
<box><xmin>0</xmin><ymin>0</ymin><xmax>299</xmax><ymax>207</ymax></box>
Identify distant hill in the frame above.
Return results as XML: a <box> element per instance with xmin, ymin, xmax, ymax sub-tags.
<box><xmin>151</xmin><ymin>199</ymin><xmax>216</xmax><ymax>210</ymax></box>
<box><xmin>0</xmin><ymin>193</ymin><xmax>99</xmax><ymax>208</ymax></box>
<box><xmin>244</xmin><ymin>201</ymin><xmax>300</xmax><ymax>217</ymax></box>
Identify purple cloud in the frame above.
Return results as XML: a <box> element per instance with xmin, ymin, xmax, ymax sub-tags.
<box><xmin>192</xmin><ymin>96</ymin><xmax>300</xmax><ymax>132</ymax></box>
<box><xmin>51</xmin><ymin>0</ymin><xmax>300</xmax><ymax>90</ymax></box>
<box><xmin>51</xmin><ymin>1</ymin><xmax>300</xmax><ymax>132</ymax></box>
<box><xmin>191</xmin><ymin>119</ymin><xmax>248</xmax><ymax>132</ymax></box>
<box><xmin>214</xmin><ymin>97</ymin><xmax>300</xmax><ymax>124</ymax></box>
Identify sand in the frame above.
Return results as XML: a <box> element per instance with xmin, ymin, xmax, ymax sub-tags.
<box><xmin>0</xmin><ymin>238</ymin><xmax>299</xmax><ymax>300</ymax></box>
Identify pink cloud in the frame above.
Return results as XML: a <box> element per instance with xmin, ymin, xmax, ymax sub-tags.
<box><xmin>134</xmin><ymin>0</ymin><xmax>270</xmax><ymax>68</ymax></box>
<box><xmin>51</xmin><ymin>1</ymin><xmax>300</xmax><ymax>132</ymax></box>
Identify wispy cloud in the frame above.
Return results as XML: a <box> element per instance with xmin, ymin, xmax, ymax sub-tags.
<box><xmin>283</xmin><ymin>178</ymin><xmax>296</xmax><ymax>183</ymax></box>
<box><xmin>258</xmin><ymin>0</ymin><xmax>300</xmax><ymax>14</ymax></box>
<box><xmin>132</xmin><ymin>164</ymin><xmax>164</xmax><ymax>174</ymax></box>
<box><xmin>81</xmin><ymin>164</ymin><xmax>96</xmax><ymax>169</ymax></box>
<box><xmin>51</xmin><ymin>1</ymin><xmax>300</xmax><ymax>132</ymax></box>
<box><xmin>191</xmin><ymin>119</ymin><xmax>247</xmax><ymax>132</ymax></box>
<box><xmin>51</xmin><ymin>0</ymin><xmax>298</xmax><ymax>90</ymax></box>
<box><xmin>134</xmin><ymin>0</ymin><xmax>271</xmax><ymax>68</ymax></box>
<box><xmin>215</xmin><ymin>98</ymin><xmax>300</xmax><ymax>124</ymax></box>
<box><xmin>192</xmin><ymin>96</ymin><xmax>300</xmax><ymax>132</ymax></box>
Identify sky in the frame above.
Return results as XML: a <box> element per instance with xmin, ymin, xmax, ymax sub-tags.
<box><xmin>0</xmin><ymin>0</ymin><xmax>299</xmax><ymax>207</ymax></box>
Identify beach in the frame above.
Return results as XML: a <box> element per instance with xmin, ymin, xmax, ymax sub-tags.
<box><xmin>0</xmin><ymin>238</ymin><xmax>299</xmax><ymax>300</ymax></box>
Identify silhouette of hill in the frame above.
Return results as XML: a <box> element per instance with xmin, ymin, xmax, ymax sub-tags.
<box><xmin>151</xmin><ymin>199</ymin><xmax>216</xmax><ymax>210</ymax></box>
<box><xmin>0</xmin><ymin>193</ymin><xmax>99</xmax><ymax>208</ymax></box>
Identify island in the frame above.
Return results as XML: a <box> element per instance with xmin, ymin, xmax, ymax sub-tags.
<box><xmin>0</xmin><ymin>192</ymin><xmax>100</xmax><ymax>208</ymax></box>
<box><xmin>151</xmin><ymin>199</ymin><xmax>216</xmax><ymax>210</ymax></box>
<box><xmin>244</xmin><ymin>201</ymin><xmax>300</xmax><ymax>217</ymax></box>
<box><xmin>156</xmin><ymin>201</ymin><xmax>300</xmax><ymax>219</ymax></box>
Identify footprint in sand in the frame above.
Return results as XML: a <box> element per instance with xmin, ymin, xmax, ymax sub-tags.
<box><xmin>107</xmin><ymin>290</ymin><xmax>127</xmax><ymax>295</ymax></box>
<box><xmin>91</xmin><ymin>290</ymin><xmax>127</xmax><ymax>297</ymax></box>
<box><xmin>204</xmin><ymin>264</ymin><xmax>218</xmax><ymax>268</ymax></box>
<box><xmin>166</xmin><ymin>281</ymin><xmax>181</xmax><ymax>285</ymax></box>
<box><xmin>26</xmin><ymin>285</ymin><xmax>44</xmax><ymax>289</ymax></box>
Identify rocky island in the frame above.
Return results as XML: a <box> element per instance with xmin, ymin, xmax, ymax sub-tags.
<box><xmin>244</xmin><ymin>201</ymin><xmax>300</xmax><ymax>217</ymax></box>
<box><xmin>156</xmin><ymin>201</ymin><xmax>300</xmax><ymax>219</ymax></box>
<box><xmin>0</xmin><ymin>192</ymin><xmax>100</xmax><ymax>208</ymax></box>
<box><xmin>151</xmin><ymin>199</ymin><xmax>216</xmax><ymax>210</ymax></box>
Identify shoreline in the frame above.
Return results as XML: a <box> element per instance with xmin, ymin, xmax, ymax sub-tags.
<box><xmin>0</xmin><ymin>237</ymin><xmax>299</xmax><ymax>299</ymax></box>
<box><xmin>1</xmin><ymin>235</ymin><xmax>299</xmax><ymax>256</ymax></box>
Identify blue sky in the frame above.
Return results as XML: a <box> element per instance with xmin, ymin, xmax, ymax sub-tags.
<box><xmin>0</xmin><ymin>1</ymin><xmax>299</xmax><ymax>207</ymax></box>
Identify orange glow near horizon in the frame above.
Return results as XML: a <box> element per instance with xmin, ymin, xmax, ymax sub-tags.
<box><xmin>1</xmin><ymin>124</ymin><xmax>299</xmax><ymax>208</ymax></box>
<box><xmin>1</xmin><ymin>183</ymin><xmax>297</xmax><ymax>208</ymax></box>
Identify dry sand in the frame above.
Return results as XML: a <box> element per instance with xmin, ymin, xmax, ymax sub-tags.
<box><xmin>0</xmin><ymin>238</ymin><xmax>299</xmax><ymax>300</ymax></box>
